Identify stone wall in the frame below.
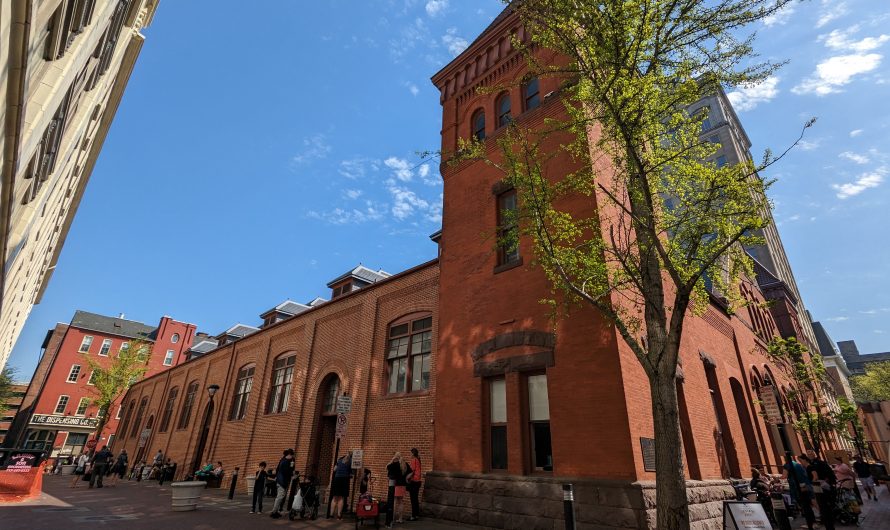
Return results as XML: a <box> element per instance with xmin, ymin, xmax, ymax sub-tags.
<box><xmin>424</xmin><ymin>472</ymin><xmax>734</xmax><ymax>530</ymax></box>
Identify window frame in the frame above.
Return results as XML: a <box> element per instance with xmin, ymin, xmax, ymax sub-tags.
<box><xmin>471</xmin><ymin>108</ymin><xmax>486</xmax><ymax>140</ymax></box>
<box><xmin>130</xmin><ymin>397</ymin><xmax>148</xmax><ymax>438</ymax></box>
<box><xmin>98</xmin><ymin>338</ymin><xmax>112</xmax><ymax>356</ymax></box>
<box><xmin>75</xmin><ymin>397</ymin><xmax>90</xmax><ymax>416</ymax></box>
<box><xmin>78</xmin><ymin>335</ymin><xmax>93</xmax><ymax>353</ymax></box>
<box><xmin>163</xmin><ymin>349</ymin><xmax>175</xmax><ymax>366</ymax></box>
<box><xmin>118</xmin><ymin>400</ymin><xmax>135</xmax><ymax>436</ymax></box>
<box><xmin>54</xmin><ymin>395</ymin><xmax>70</xmax><ymax>414</ymax></box>
<box><xmin>385</xmin><ymin>314</ymin><xmax>433</xmax><ymax>395</ymax></box>
<box><xmin>66</xmin><ymin>364</ymin><xmax>81</xmax><ymax>383</ymax></box>
<box><xmin>229</xmin><ymin>365</ymin><xmax>255</xmax><ymax>421</ymax></box>
<box><xmin>488</xmin><ymin>377</ymin><xmax>508</xmax><ymax>471</ymax></box>
<box><xmin>177</xmin><ymin>381</ymin><xmax>199</xmax><ymax>430</ymax></box>
<box><xmin>158</xmin><ymin>386</ymin><xmax>179</xmax><ymax>433</ymax></box>
<box><xmin>523</xmin><ymin>77</ymin><xmax>541</xmax><ymax>111</ymax></box>
<box><xmin>171</xmin><ymin>333</ymin><xmax>180</xmax><ymax>344</ymax></box>
<box><xmin>496</xmin><ymin>92</ymin><xmax>512</xmax><ymax>128</ymax></box>
<box><xmin>266</xmin><ymin>354</ymin><xmax>297</xmax><ymax>414</ymax></box>
<box><xmin>87</xmin><ymin>370</ymin><xmax>96</xmax><ymax>386</ymax></box>
<box><xmin>526</xmin><ymin>372</ymin><xmax>553</xmax><ymax>473</ymax></box>
<box><xmin>496</xmin><ymin>188</ymin><xmax>520</xmax><ymax>267</ymax></box>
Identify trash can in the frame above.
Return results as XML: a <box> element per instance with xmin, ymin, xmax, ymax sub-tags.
<box><xmin>171</xmin><ymin>481</ymin><xmax>206</xmax><ymax>511</ymax></box>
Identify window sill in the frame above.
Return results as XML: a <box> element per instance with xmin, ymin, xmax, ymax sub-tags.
<box><xmin>494</xmin><ymin>258</ymin><xmax>523</xmax><ymax>274</ymax></box>
<box><xmin>382</xmin><ymin>389</ymin><xmax>431</xmax><ymax>400</ymax></box>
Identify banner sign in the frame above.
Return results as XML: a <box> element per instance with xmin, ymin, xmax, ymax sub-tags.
<box><xmin>29</xmin><ymin>414</ymin><xmax>99</xmax><ymax>429</ymax></box>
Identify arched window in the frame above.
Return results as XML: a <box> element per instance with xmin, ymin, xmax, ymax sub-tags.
<box><xmin>496</xmin><ymin>93</ymin><xmax>511</xmax><ymax>128</ymax></box>
<box><xmin>229</xmin><ymin>364</ymin><xmax>255</xmax><ymax>420</ymax></box>
<box><xmin>158</xmin><ymin>386</ymin><xmax>179</xmax><ymax>432</ymax></box>
<box><xmin>118</xmin><ymin>399</ymin><xmax>136</xmax><ymax>438</ymax></box>
<box><xmin>472</xmin><ymin>109</ymin><xmax>486</xmax><ymax>140</ymax></box>
<box><xmin>321</xmin><ymin>374</ymin><xmax>341</xmax><ymax>415</ymax></box>
<box><xmin>266</xmin><ymin>354</ymin><xmax>296</xmax><ymax>414</ymax></box>
<box><xmin>130</xmin><ymin>396</ymin><xmax>148</xmax><ymax>438</ymax></box>
<box><xmin>387</xmin><ymin>314</ymin><xmax>433</xmax><ymax>394</ymax></box>
<box><xmin>177</xmin><ymin>380</ymin><xmax>199</xmax><ymax>429</ymax></box>
<box><xmin>523</xmin><ymin>77</ymin><xmax>540</xmax><ymax>111</ymax></box>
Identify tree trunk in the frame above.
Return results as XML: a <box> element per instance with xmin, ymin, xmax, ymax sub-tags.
<box><xmin>90</xmin><ymin>405</ymin><xmax>110</xmax><ymax>456</ymax></box>
<box><xmin>651</xmin><ymin>371</ymin><xmax>690</xmax><ymax>530</ymax></box>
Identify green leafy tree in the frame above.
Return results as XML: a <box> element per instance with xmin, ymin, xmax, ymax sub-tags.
<box><xmin>83</xmin><ymin>339</ymin><xmax>152</xmax><ymax>447</ymax></box>
<box><xmin>453</xmin><ymin>1</ymin><xmax>802</xmax><ymax>528</ymax></box>
<box><xmin>766</xmin><ymin>337</ymin><xmax>832</xmax><ymax>455</ymax></box>
<box><xmin>851</xmin><ymin>361</ymin><xmax>890</xmax><ymax>402</ymax></box>
<box><xmin>0</xmin><ymin>367</ymin><xmax>18</xmax><ymax>418</ymax></box>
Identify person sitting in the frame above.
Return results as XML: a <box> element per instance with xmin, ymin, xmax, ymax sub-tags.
<box><xmin>194</xmin><ymin>463</ymin><xmax>214</xmax><ymax>480</ymax></box>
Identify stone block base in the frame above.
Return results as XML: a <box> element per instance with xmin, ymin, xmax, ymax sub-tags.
<box><xmin>424</xmin><ymin>472</ymin><xmax>734</xmax><ymax>529</ymax></box>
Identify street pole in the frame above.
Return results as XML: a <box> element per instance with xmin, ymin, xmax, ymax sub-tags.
<box><xmin>562</xmin><ymin>484</ymin><xmax>576</xmax><ymax>530</ymax></box>
<box><xmin>229</xmin><ymin>467</ymin><xmax>239</xmax><ymax>499</ymax></box>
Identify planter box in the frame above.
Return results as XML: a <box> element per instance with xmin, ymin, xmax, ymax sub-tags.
<box><xmin>171</xmin><ymin>481</ymin><xmax>206</xmax><ymax>511</ymax></box>
<box><xmin>246</xmin><ymin>480</ymin><xmax>254</xmax><ymax>498</ymax></box>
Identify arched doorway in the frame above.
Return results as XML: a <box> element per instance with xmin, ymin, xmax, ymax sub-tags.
<box><xmin>134</xmin><ymin>414</ymin><xmax>155</xmax><ymax>465</ymax></box>
<box><xmin>306</xmin><ymin>374</ymin><xmax>340</xmax><ymax>485</ymax></box>
<box><xmin>190</xmin><ymin>400</ymin><xmax>215</xmax><ymax>475</ymax></box>
<box><xmin>730</xmin><ymin>378</ymin><xmax>761</xmax><ymax>469</ymax></box>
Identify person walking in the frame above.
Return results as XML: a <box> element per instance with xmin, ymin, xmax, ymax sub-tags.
<box><xmin>853</xmin><ymin>455</ymin><xmax>877</xmax><ymax>501</ymax></box>
<box><xmin>70</xmin><ymin>451</ymin><xmax>89</xmax><ymax>488</ymax></box>
<box><xmin>330</xmin><ymin>454</ymin><xmax>352</xmax><ymax>520</ymax></box>
<box><xmin>407</xmin><ymin>448</ymin><xmax>423</xmax><ymax>521</ymax></box>
<box><xmin>89</xmin><ymin>445</ymin><xmax>113</xmax><ymax>488</ymax></box>
<box><xmin>109</xmin><ymin>449</ymin><xmax>128</xmax><ymax>486</ymax></box>
<box><xmin>783</xmin><ymin>454</ymin><xmax>815</xmax><ymax>530</ymax></box>
<box><xmin>270</xmin><ymin>449</ymin><xmax>294</xmax><ymax>519</ymax></box>
<box><xmin>799</xmin><ymin>453</ymin><xmax>836</xmax><ymax>530</ymax></box>
<box><xmin>385</xmin><ymin>452</ymin><xmax>412</xmax><ymax>528</ymax></box>
<box><xmin>250</xmin><ymin>461</ymin><xmax>268</xmax><ymax>514</ymax></box>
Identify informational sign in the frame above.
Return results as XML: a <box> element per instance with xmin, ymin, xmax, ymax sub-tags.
<box><xmin>29</xmin><ymin>414</ymin><xmax>99</xmax><ymax>429</ymax></box>
<box><xmin>757</xmin><ymin>385</ymin><xmax>782</xmax><ymax>424</ymax></box>
<box><xmin>723</xmin><ymin>501</ymin><xmax>771</xmax><ymax>529</ymax></box>
<box><xmin>137</xmin><ymin>428</ymin><xmax>151</xmax><ymax>448</ymax></box>
<box><xmin>337</xmin><ymin>396</ymin><xmax>353</xmax><ymax>415</ymax></box>
<box><xmin>351</xmin><ymin>449</ymin><xmax>364</xmax><ymax>470</ymax></box>
<box><xmin>335</xmin><ymin>413</ymin><xmax>348</xmax><ymax>439</ymax></box>
<box><xmin>640</xmin><ymin>437</ymin><xmax>656</xmax><ymax>472</ymax></box>
<box><xmin>6</xmin><ymin>453</ymin><xmax>36</xmax><ymax>473</ymax></box>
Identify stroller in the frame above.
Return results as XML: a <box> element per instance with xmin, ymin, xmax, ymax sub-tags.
<box><xmin>834</xmin><ymin>480</ymin><xmax>861</xmax><ymax>526</ymax></box>
<box><xmin>288</xmin><ymin>474</ymin><xmax>321</xmax><ymax>521</ymax></box>
<box><xmin>355</xmin><ymin>492</ymin><xmax>381</xmax><ymax>529</ymax></box>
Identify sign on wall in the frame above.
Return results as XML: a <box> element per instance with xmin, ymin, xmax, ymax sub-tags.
<box><xmin>351</xmin><ymin>449</ymin><xmax>364</xmax><ymax>470</ymax></box>
<box><xmin>757</xmin><ymin>385</ymin><xmax>783</xmax><ymax>424</ymax></box>
<box><xmin>337</xmin><ymin>396</ymin><xmax>353</xmax><ymax>415</ymax></box>
<box><xmin>137</xmin><ymin>428</ymin><xmax>151</xmax><ymax>448</ymax></box>
<box><xmin>335</xmin><ymin>413</ymin><xmax>348</xmax><ymax>439</ymax></box>
<box><xmin>29</xmin><ymin>414</ymin><xmax>99</xmax><ymax>429</ymax></box>
<box><xmin>723</xmin><ymin>501</ymin><xmax>771</xmax><ymax>529</ymax></box>
<box><xmin>640</xmin><ymin>437</ymin><xmax>656</xmax><ymax>472</ymax></box>
<box><xmin>5</xmin><ymin>453</ymin><xmax>36</xmax><ymax>473</ymax></box>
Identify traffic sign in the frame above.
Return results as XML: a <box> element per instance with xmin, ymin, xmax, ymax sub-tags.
<box><xmin>337</xmin><ymin>396</ymin><xmax>353</xmax><ymax>415</ymax></box>
<box><xmin>335</xmin><ymin>413</ymin><xmax>348</xmax><ymax>439</ymax></box>
<box><xmin>351</xmin><ymin>449</ymin><xmax>364</xmax><ymax>470</ymax></box>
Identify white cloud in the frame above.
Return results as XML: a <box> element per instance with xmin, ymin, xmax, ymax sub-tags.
<box><xmin>823</xmin><ymin>26</ymin><xmax>890</xmax><ymax>52</ymax></box>
<box><xmin>418</xmin><ymin>163</ymin><xmax>439</xmax><ymax>186</ymax></box>
<box><xmin>442</xmin><ymin>27</ymin><xmax>468</xmax><ymax>56</ymax></box>
<box><xmin>798</xmin><ymin>139</ymin><xmax>820</xmax><ymax>151</ymax></box>
<box><xmin>291</xmin><ymin>134</ymin><xmax>332</xmax><ymax>164</ymax></box>
<box><xmin>405</xmin><ymin>82</ymin><xmax>420</xmax><ymax>96</ymax></box>
<box><xmin>839</xmin><ymin>151</ymin><xmax>869</xmax><ymax>164</ymax></box>
<box><xmin>849</xmin><ymin>129</ymin><xmax>864</xmax><ymax>137</ymax></box>
<box><xmin>343</xmin><ymin>189</ymin><xmax>363</xmax><ymax>200</ymax></box>
<box><xmin>727</xmin><ymin>76</ymin><xmax>780</xmax><ymax>111</ymax></box>
<box><xmin>859</xmin><ymin>309</ymin><xmax>878</xmax><ymax>315</ymax></box>
<box><xmin>825</xmin><ymin>316</ymin><xmax>850</xmax><ymax>322</ymax></box>
<box><xmin>384</xmin><ymin>156</ymin><xmax>415</xmax><ymax>181</ymax></box>
<box><xmin>307</xmin><ymin>202</ymin><xmax>386</xmax><ymax>225</ymax></box>
<box><xmin>792</xmin><ymin>53</ymin><xmax>883</xmax><ymax>95</ymax></box>
<box><xmin>339</xmin><ymin>158</ymin><xmax>374</xmax><ymax>179</ymax></box>
<box><xmin>388</xmin><ymin>184</ymin><xmax>429</xmax><ymax>220</ymax></box>
<box><xmin>425</xmin><ymin>0</ymin><xmax>448</xmax><ymax>17</ymax></box>
<box><xmin>832</xmin><ymin>167</ymin><xmax>886</xmax><ymax>198</ymax></box>
<box><xmin>763</xmin><ymin>5</ymin><xmax>795</xmax><ymax>27</ymax></box>
<box><xmin>389</xmin><ymin>17</ymin><xmax>430</xmax><ymax>62</ymax></box>
<box><xmin>816</xmin><ymin>0</ymin><xmax>849</xmax><ymax>28</ymax></box>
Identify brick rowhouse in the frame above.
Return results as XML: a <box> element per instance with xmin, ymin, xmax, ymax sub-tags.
<box><xmin>114</xmin><ymin>8</ymin><xmax>833</xmax><ymax>530</ymax></box>
<box><xmin>3</xmin><ymin>311</ymin><xmax>196</xmax><ymax>461</ymax></box>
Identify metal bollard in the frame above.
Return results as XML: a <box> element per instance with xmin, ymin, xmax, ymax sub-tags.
<box><xmin>229</xmin><ymin>467</ymin><xmax>239</xmax><ymax>500</ymax></box>
<box><xmin>563</xmin><ymin>484</ymin><xmax>576</xmax><ymax>530</ymax></box>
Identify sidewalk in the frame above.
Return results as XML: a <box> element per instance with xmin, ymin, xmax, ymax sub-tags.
<box><xmin>0</xmin><ymin>474</ymin><xmax>462</xmax><ymax>529</ymax></box>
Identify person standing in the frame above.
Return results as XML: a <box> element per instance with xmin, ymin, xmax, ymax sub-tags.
<box><xmin>270</xmin><ymin>449</ymin><xmax>294</xmax><ymax>519</ymax></box>
<box><xmin>70</xmin><ymin>451</ymin><xmax>89</xmax><ymax>488</ymax></box>
<box><xmin>800</xmin><ymin>454</ymin><xmax>836</xmax><ymax>530</ymax></box>
<box><xmin>152</xmin><ymin>449</ymin><xmax>163</xmax><ymax>468</ymax></box>
<box><xmin>783</xmin><ymin>454</ymin><xmax>815</xmax><ymax>530</ymax></box>
<box><xmin>853</xmin><ymin>455</ymin><xmax>877</xmax><ymax>501</ymax></box>
<box><xmin>250</xmin><ymin>461</ymin><xmax>268</xmax><ymax>514</ymax></box>
<box><xmin>89</xmin><ymin>446</ymin><xmax>113</xmax><ymax>488</ymax></box>
<box><xmin>385</xmin><ymin>452</ymin><xmax>412</xmax><ymax>528</ymax></box>
<box><xmin>407</xmin><ymin>448</ymin><xmax>423</xmax><ymax>521</ymax></box>
<box><xmin>330</xmin><ymin>455</ymin><xmax>352</xmax><ymax>520</ymax></box>
<box><xmin>109</xmin><ymin>449</ymin><xmax>128</xmax><ymax>486</ymax></box>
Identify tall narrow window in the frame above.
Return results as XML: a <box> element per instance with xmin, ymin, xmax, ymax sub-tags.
<box><xmin>158</xmin><ymin>387</ymin><xmax>179</xmax><ymax>432</ymax></box>
<box><xmin>489</xmin><ymin>378</ymin><xmax>507</xmax><ymax>470</ymax></box>
<box><xmin>497</xmin><ymin>189</ymin><xmax>519</xmax><ymax>265</ymax></box>
<box><xmin>472</xmin><ymin>109</ymin><xmax>486</xmax><ymax>140</ymax></box>
<box><xmin>523</xmin><ymin>77</ymin><xmax>540</xmax><ymax>110</ymax></box>
<box><xmin>229</xmin><ymin>365</ymin><xmax>255</xmax><ymax>420</ymax></box>
<box><xmin>118</xmin><ymin>400</ymin><xmax>135</xmax><ymax>436</ymax></box>
<box><xmin>119</xmin><ymin>342</ymin><xmax>129</xmax><ymax>354</ymax></box>
<box><xmin>87</xmin><ymin>371</ymin><xmax>96</xmax><ymax>385</ymax></box>
<box><xmin>98</xmin><ymin>338</ymin><xmax>112</xmax><ymax>356</ymax></box>
<box><xmin>115</xmin><ymin>404</ymin><xmax>122</xmax><ymax>419</ymax></box>
<box><xmin>177</xmin><ymin>381</ymin><xmax>199</xmax><ymax>429</ymax></box>
<box><xmin>130</xmin><ymin>397</ymin><xmax>148</xmax><ymax>437</ymax></box>
<box><xmin>79</xmin><ymin>335</ymin><xmax>93</xmax><ymax>353</ymax></box>
<box><xmin>75</xmin><ymin>397</ymin><xmax>90</xmax><ymax>416</ymax></box>
<box><xmin>54</xmin><ymin>395</ymin><xmax>70</xmax><ymax>414</ymax></box>
<box><xmin>163</xmin><ymin>349</ymin><xmax>175</xmax><ymax>366</ymax></box>
<box><xmin>387</xmin><ymin>316</ymin><xmax>433</xmax><ymax>394</ymax></box>
<box><xmin>267</xmin><ymin>355</ymin><xmax>296</xmax><ymax>414</ymax></box>
<box><xmin>67</xmin><ymin>364</ymin><xmax>81</xmax><ymax>382</ymax></box>
<box><xmin>496</xmin><ymin>93</ymin><xmax>511</xmax><ymax>128</ymax></box>
<box><xmin>528</xmin><ymin>374</ymin><xmax>552</xmax><ymax>471</ymax></box>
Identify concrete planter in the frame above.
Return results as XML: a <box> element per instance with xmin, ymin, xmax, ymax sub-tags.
<box><xmin>171</xmin><ymin>481</ymin><xmax>206</xmax><ymax>511</ymax></box>
<box><xmin>246</xmin><ymin>480</ymin><xmax>254</xmax><ymax>498</ymax></box>
<box><xmin>60</xmin><ymin>465</ymin><xmax>77</xmax><ymax>475</ymax></box>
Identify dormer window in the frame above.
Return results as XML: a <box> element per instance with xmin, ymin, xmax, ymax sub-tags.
<box><xmin>496</xmin><ymin>93</ymin><xmax>511</xmax><ymax>128</ymax></box>
<box><xmin>472</xmin><ymin>109</ymin><xmax>486</xmax><ymax>140</ymax></box>
<box><xmin>332</xmin><ymin>282</ymin><xmax>352</xmax><ymax>299</ymax></box>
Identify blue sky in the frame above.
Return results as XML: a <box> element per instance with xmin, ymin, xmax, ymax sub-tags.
<box><xmin>7</xmin><ymin>0</ymin><xmax>890</xmax><ymax>377</ymax></box>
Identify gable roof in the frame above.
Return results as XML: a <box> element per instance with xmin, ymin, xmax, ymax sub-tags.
<box><xmin>261</xmin><ymin>299</ymin><xmax>310</xmax><ymax>318</ymax></box>
<box><xmin>326</xmin><ymin>265</ymin><xmax>391</xmax><ymax>288</ymax></box>
<box><xmin>216</xmin><ymin>323</ymin><xmax>260</xmax><ymax>340</ymax></box>
<box><xmin>189</xmin><ymin>338</ymin><xmax>219</xmax><ymax>355</ymax></box>
<box><xmin>70</xmin><ymin>310</ymin><xmax>157</xmax><ymax>341</ymax></box>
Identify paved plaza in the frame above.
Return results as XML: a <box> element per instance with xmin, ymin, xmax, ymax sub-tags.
<box><xmin>1</xmin><ymin>474</ymin><xmax>889</xmax><ymax>529</ymax></box>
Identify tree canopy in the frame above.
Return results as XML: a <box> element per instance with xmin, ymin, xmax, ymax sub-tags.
<box><xmin>851</xmin><ymin>360</ymin><xmax>890</xmax><ymax>402</ymax></box>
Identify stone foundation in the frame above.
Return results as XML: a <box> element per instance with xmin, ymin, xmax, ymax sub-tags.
<box><xmin>423</xmin><ymin>472</ymin><xmax>734</xmax><ymax>529</ymax></box>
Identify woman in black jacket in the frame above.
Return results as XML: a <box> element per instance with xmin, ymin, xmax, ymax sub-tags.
<box><xmin>385</xmin><ymin>452</ymin><xmax>411</xmax><ymax>527</ymax></box>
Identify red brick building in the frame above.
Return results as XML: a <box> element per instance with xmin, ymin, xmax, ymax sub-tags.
<box><xmin>3</xmin><ymin>311</ymin><xmax>196</xmax><ymax>461</ymax></box>
<box><xmin>0</xmin><ymin>382</ymin><xmax>27</xmax><ymax>445</ymax></box>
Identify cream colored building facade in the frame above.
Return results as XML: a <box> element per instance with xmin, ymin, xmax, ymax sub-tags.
<box><xmin>0</xmin><ymin>0</ymin><xmax>159</xmax><ymax>370</ymax></box>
